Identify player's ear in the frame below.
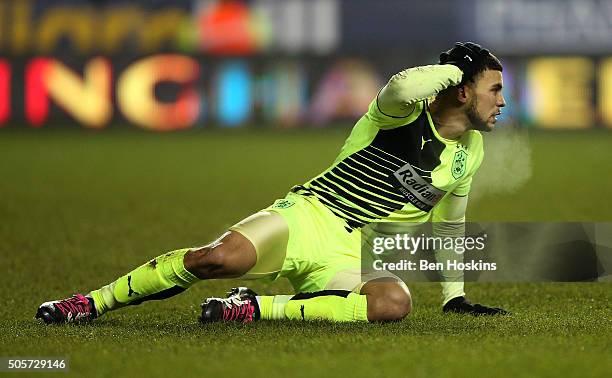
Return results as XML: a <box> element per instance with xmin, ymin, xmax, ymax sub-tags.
<box><xmin>456</xmin><ymin>85</ymin><xmax>470</xmax><ymax>104</ymax></box>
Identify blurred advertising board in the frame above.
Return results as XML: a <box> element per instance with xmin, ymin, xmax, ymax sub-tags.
<box><xmin>1</xmin><ymin>54</ymin><xmax>612</xmax><ymax>130</ymax></box>
<box><xmin>469</xmin><ymin>0</ymin><xmax>612</xmax><ymax>54</ymax></box>
<box><xmin>3</xmin><ymin>0</ymin><xmax>612</xmax><ymax>56</ymax></box>
<box><xmin>0</xmin><ymin>0</ymin><xmax>340</xmax><ymax>57</ymax></box>
<box><xmin>0</xmin><ymin>56</ymin><xmax>383</xmax><ymax>130</ymax></box>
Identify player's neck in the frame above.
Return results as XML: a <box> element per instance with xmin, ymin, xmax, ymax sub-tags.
<box><xmin>428</xmin><ymin>100</ymin><xmax>470</xmax><ymax>140</ymax></box>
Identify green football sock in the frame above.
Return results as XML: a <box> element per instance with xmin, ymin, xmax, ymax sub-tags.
<box><xmin>257</xmin><ymin>295</ymin><xmax>293</xmax><ymax>320</ymax></box>
<box><xmin>89</xmin><ymin>248</ymin><xmax>198</xmax><ymax>315</ymax></box>
<box><xmin>258</xmin><ymin>290</ymin><xmax>368</xmax><ymax>322</ymax></box>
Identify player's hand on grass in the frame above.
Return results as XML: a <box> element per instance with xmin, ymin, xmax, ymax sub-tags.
<box><xmin>442</xmin><ymin>296</ymin><xmax>509</xmax><ymax>316</ymax></box>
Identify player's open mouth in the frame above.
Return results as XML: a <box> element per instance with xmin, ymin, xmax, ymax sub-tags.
<box><xmin>491</xmin><ymin>111</ymin><xmax>501</xmax><ymax>122</ymax></box>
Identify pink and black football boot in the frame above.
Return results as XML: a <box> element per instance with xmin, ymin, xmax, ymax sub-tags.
<box><xmin>200</xmin><ymin>287</ymin><xmax>260</xmax><ymax>324</ymax></box>
<box><xmin>35</xmin><ymin>294</ymin><xmax>97</xmax><ymax>324</ymax></box>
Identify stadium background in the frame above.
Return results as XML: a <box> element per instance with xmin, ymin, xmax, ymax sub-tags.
<box><xmin>0</xmin><ymin>1</ymin><xmax>610</xmax><ymax>377</ymax></box>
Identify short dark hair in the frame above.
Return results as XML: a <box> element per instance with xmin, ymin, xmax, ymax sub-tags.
<box><xmin>474</xmin><ymin>53</ymin><xmax>503</xmax><ymax>80</ymax></box>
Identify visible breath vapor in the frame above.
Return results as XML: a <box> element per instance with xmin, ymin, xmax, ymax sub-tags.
<box><xmin>470</xmin><ymin>125</ymin><xmax>532</xmax><ymax>200</ymax></box>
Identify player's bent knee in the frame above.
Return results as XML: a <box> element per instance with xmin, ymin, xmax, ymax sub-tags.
<box><xmin>363</xmin><ymin>281</ymin><xmax>412</xmax><ymax>321</ymax></box>
<box><xmin>183</xmin><ymin>231</ymin><xmax>257</xmax><ymax>279</ymax></box>
<box><xmin>184</xmin><ymin>245</ymin><xmax>219</xmax><ymax>277</ymax></box>
<box><xmin>386</xmin><ymin>284</ymin><xmax>412</xmax><ymax>319</ymax></box>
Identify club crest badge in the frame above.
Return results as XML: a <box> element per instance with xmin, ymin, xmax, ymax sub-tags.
<box><xmin>272</xmin><ymin>199</ymin><xmax>295</xmax><ymax>209</ymax></box>
<box><xmin>452</xmin><ymin>150</ymin><xmax>467</xmax><ymax>179</ymax></box>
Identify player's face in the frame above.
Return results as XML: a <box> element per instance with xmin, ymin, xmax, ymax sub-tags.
<box><xmin>466</xmin><ymin>69</ymin><xmax>506</xmax><ymax>132</ymax></box>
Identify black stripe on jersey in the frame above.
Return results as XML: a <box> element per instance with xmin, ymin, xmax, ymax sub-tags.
<box><xmin>358</xmin><ymin>149</ymin><xmax>401</xmax><ymax>169</ymax></box>
<box><xmin>370</xmin><ymin>107</ymin><xmax>446</xmax><ymax>183</ymax></box>
<box><xmin>350</xmin><ymin>154</ymin><xmax>396</xmax><ymax>175</ymax></box>
<box><xmin>331</xmin><ymin>212</ymin><xmax>367</xmax><ymax>229</ymax></box>
<box><xmin>308</xmin><ymin>184</ymin><xmax>380</xmax><ymax>220</ymax></box>
<box><xmin>316</xmin><ymin>197</ymin><xmax>372</xmax><ymax>228</ymax></box>
<box><xmin>320</xmin><ymin>200</ymin><xmax>370</xmax><ymax>224</ymax></box>
<box><xmin>366</xmin><ymin>145</ymin><xmax>434</xmax><ymax>178</ymax></box>
<box><xmin>316</xmin><ymin>176</ymin><xmax>403</xmax><ymax>212</ymax></box>
<box><xmin>312</xmin><ymin>178</ymin><xmax>395</xmax><ymax>217</ymax></box>
<box><xmin>418</xmin><ymin>139</ymin><xmax>445</xmax><ymax>174</ymax></box>
<box><xmin>314</xmin><ymin>182</ymin><xmax>393</xmax><ymax>219</ymax></box>
<box><xmin>344</xmin><ymin>218</ymin><xmax>365</xmax><ymax>229</ymax></box>
<box><xmin>343</xmin><ymin>157</ymin><xmax>391</xmax><ymax>181</ymax></box>
<box><xmin>412</xmin><ymin>165</ymin><xmax>432</xmax><ymax>173</ymax></box>
<box><xmin>331</xmin><ymin>166</ymin><xmax>406</xmax><ymax>202</ymax></box>
<box><xmin>337</xmin><ymin>161</ymin><xmax>396</xmax><ymax>190</ymax></box>
<box><xmin>366</xmin><ymin>145</ymin><xmax>407</xmax><ymax>166</ymax></box>
<box><xmin>361</xmin><ymin>147</ymin><xmax>402</xmax><ymax>169</ymax></box>
<box><xmin>325</xmin><ymin>171</ymin><xmax>405</xmax><ymax>209</ymax></box>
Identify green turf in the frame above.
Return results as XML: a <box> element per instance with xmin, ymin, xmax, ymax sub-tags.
<box><xmin>0</xmin><ymin>128</ymin><xmax>611</xmax><ymax>377</ymax></box>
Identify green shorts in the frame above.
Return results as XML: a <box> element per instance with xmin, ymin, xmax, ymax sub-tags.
<box><xmin>230</xmin><ymin>192</ymin><xmax>396</xmax><ymax>293</ymax></box>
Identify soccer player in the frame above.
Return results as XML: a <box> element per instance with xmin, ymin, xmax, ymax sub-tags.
<box><xmin>36</xmin><ymin>42</ymin><xmax>508</xmax><ymax>324</ymax></box>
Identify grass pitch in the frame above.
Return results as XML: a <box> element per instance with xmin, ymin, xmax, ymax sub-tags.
<box><xmin>0</xmin><ymin>128</ymin><xmax>610</xmax><ymax>377</ymax></box>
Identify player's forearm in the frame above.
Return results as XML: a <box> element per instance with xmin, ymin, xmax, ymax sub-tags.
<box><xmin>377</xmin><ymin>65</ymin><xmax>463</xmax><ymax>117</ymax></box>
<box><xmin>432</xmin><ymin>194</ymin><xmax>468</xmax><ymax>304</ymax></box>
<box><xmin>433</xmin><ymin>220</ymin><xmax>465</xmax><ymax>304</ymax></box>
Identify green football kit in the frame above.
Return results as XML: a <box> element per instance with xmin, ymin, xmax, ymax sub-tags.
<box><xmin>297</xmin><ymin>90</ymin><xmax>482</xmax><ymax>228</ymax></box>
<box><xmin>90</xmin><ymin>64</ymin><xmax>482</xmax><ymax>322</ymax></box>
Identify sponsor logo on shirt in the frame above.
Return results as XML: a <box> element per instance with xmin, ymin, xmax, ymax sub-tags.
<box><xmin>391</xmin><ymin>163</ymin><xmax>446</xmax><ymax>211</ymax></box>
